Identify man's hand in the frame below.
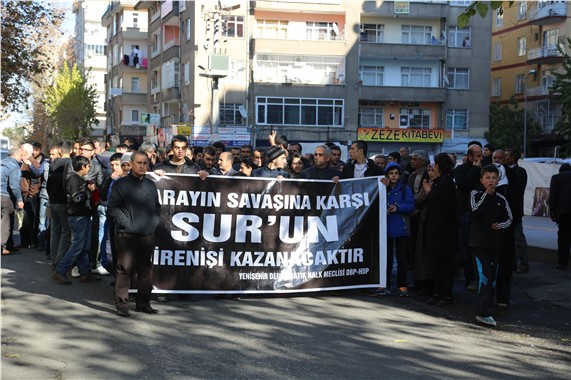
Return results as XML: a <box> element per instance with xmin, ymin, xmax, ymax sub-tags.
<box><xmin>332</xmin><ymin>176</ymin><xmax>339</xmax><ymax>183</ymax></box>
<box><xmin>268</xmin><ymin>130</ymin><xmax>277</xmax><ymax>146</ymax></box>
<box><xmin>422</xmin><ymin>179</ymin><xmax>432</xmax><ymax>195</ymax></box>
<box><xmin>87</xmin><ymin>182</ymin><xmax>96</xmax><ymax>192</ymax></box>
<box><xmin>198</xmin><ymin>170</ymin><xmax>209</xmax><ymax>180</ymax></box>
<box><xmin>17</xmin><ymin>201</ymin><xmax>24</xmax><ymax>209</ymax></box>
<box><xmin>154</xmin><ymin>169</ymin><xmax>166</xmax><ymax>177</ymax></box>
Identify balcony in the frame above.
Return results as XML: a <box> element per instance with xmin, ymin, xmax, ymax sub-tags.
<box><xmin>527</xmin><ymin>45</ymin><xmax>564</xmax><ymax>65</ymax></box>
<box><xmin>528</xmin><ymin>2</ymin><xmax>567</xmax><ymax>25</ymax></box>
<box><xmin>253</xmin><ymin>0</ymin><xmax>345</xmax><ymax>13</ymax></box>
<box><xmin>361</xmin><ymin>41</ymin><xmax>445</xmax><ymax>61</ymax></box>
<box><xmin>359</xmin><ymin>86</ymin><xmax>446</xmax><ymax>103</ymax></box>
<box><xmin>527</xmin><ymin>86</ymin><xmax>561</xmax><ymax>98</ymax></box>
<box><xmin>252</xmin><ymin>37</ymin><xmax>346</xmax><ymax>56</ymax></box>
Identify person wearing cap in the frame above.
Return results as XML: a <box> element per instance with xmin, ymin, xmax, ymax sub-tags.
<box><xmin>251</xmin><ymin>146</ymin><xmax>290</xmax><ymax>178</ymax></box>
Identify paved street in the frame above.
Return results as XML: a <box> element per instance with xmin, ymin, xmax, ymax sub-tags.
<box><xmin>2</xmin><ymin>237</ymin><xmax>570</xmax><ymax>379</ymax></box>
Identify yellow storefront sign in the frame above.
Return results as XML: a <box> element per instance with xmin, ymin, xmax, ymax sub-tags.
<box><xmin>358</xmin><ymin>128</ymin><xmax>445</xmax><ymax>143</ymax></box>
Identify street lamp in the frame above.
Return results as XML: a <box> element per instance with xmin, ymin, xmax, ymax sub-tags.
<box><xmin>523</xmin><ymin>69</ymin><xmax>536</xmax><ymax>159</ymax></box>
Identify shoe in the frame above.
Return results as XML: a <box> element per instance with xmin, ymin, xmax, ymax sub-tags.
<box><xmin>398</xmin><ymin>287</ymin><xmax>410</xmax><ymax>297</ymax></box>
<box><xmin>435</xmin><ymin>297</ymin><xmax>453</xmax><ymax>306</ymax></box>
<box><xmin>71</xmin><ymin>266</ymin><xmax>80</xmax><ymax>278</ymax></box>
<box><xmin>52</xmin><ymin>271</ymin><xmax>72</xmax><ymax>285</ymax></box>
<box><xmin>91</xmin><ymin>265</ymin><xmax>110</xmax><ymax>275</ymax></box>
<box><xmin>374</xmin><ymin>288</ymin><xmax>391</xmax><ymax>296</ymax></box>
<box><xmin>466</xmin><ymin>281</ymin><xmax>477</xmax><ymax>292</ymax></box>
<box><xmin>116</xmin><ymin>309</ymin><xmax>131</xmax><ymax>317</ymax></box>
<box><xmin>425</xmin><ymin>296</ymin><xmax>440</xmax><ymax>305</ymax></box>
<box><xmin>516</xmin><ymin>265</ymin><xmax>529</xmax><ymax>274</ymax></box>
<box><xmin>135</xmin><ymin>305</ymin><xmax>159</xmax><ymax>314</ymax></box>
<box><xmin>476</xmin><ymin>315</ymin><xmax>497</xmax><ymax>326</ymax></box>
<box><xmin>79</xmin><ymin>274</ymin><xmax>102</xmax><ymax>283</ymax></box>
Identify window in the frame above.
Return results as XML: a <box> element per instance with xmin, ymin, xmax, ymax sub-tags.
<box><xmin>495</xmin><ymin>9</ymin><xmax>504</xmax><ymax>27</ymax></box>
<box><xmin>450</xmin><ymin>1</ymin><xmax>471</xmax><ymax>6</ymax></box>
<box><xmin>360</xmin><ymin>24</ymin><xmax>384</xmax><ymax>43</ymax></box>
<box><xmin>305</xmin><ymin>21</ymin><xmax>337</xmax><ymax>41</ymax></box>
<box><xmin>401</xmin><ymin>67</ymin><xmax>431</xmax><ymax>87</ymax></box>
<box><xmin>113</xmin><ymin>44</ymin><xmax>119</xmax><ymax>66</ymax></box>
<box><xmin>515</xmin><ymin>74</ymin><xmax>524</xmax><ymax>94</ymax></box>
<box><xmin>448</xmin><ymin>27</ymin><xmax>470</xmax><ymax>48</ymax></box>
<box><xmin>517</xmin><ymin>37</ymin><xmax>526</xmax><ymax>56</ymax></box>
<box><xmin>131</xmin><ymin>110</ymin><xmax>139</xmax><ymax>122</ymax></box>
<box><xmin>133</xmin><ymin>12</ymin><xmax>138</xmax><ymax>28</ymax></box>
<box><xmin>85</xmin><ymin>44</ymin><xmax>105</xmax><ymax>57</ymax></box>
<box><xmin>131</xmin><ymin>77</ymin><xmax>140</xmax><ymax>92</ymax></box>
<box><xmin>401</xmin><ymin>25</ymin><xmax>432</xmax><ymax>45</ymax></box>
<box><xmin>493</xmin><ymin>42</ymin><xmax>502</xmax><ymax>61</ymax></box>
<box><xmin>179</xmin><ymin>1</ymin><xmax>186</xmax><ymax>12</ymax></box>
<box><xmin>359</xmin><ymin>65</ymin><xmax>384</xmax><ymax>86</ymax></box>
<box><xmin>400</xmin><ymin>108</ymin><xmax>431</xmax><ymax>129</ymax></box>
<box><xmin>446</xmin><ymin>109</ymin><xmax>468</xmax><ymax>130</ymax></box>
<box><xmin>543</xmin><ymin>29</ymin><xmax>558</xmax><ymax>48</ymax></box>
<box><xmin>256</xmin><ymin>97</ymin><xmax>343</xmax><ymax>127</ymax></box>
<box><xmin>184</xmin><ymin>63</ymin><xmax>190</xmax><ymax>83</ymax></box>
<box><xmin>220</xmin><ymin>104</ymin><xmax>243</xmax><ymax>125</ymax></box>
<box><xmin>492</xmin><ymin>78</ymin><xmax>502</xmax><ymax>96</ymax></box>
<box><xmin>359</xmin><ymin>106</ymin><xmax>384</xmax><ymax>127</ymax></box>
<box><xmin>254</xmin><ymin>54</ymin><xmax>344</xmax><ymax>85</ymax></box>
<box><xmin>186</xmin><ymin>19</ymin><xmax>191</xmax><ymax>40</ymax></box>
<box><xmin>447</xmin><ymin>68</ymin><xmax>469</xmax><ymax>89</ymax></box>
<box><xmin>223</xmin><ymin>15</ymin><xmax>244</xmax><ymax>38</ymax></box>
<box><xmin>517</xmin><ymin>1</ymin><xmax>527</xmax><ymax>19</ymax></box>
<box><xmin>256</xmin><ymin>19</ymin><xmax>288</xmax><ymax>39</ymax></box>
<box><xmin>161</xmin><ymin>61</ymin><xmax>180</xmax><ymax>88</ymax></box>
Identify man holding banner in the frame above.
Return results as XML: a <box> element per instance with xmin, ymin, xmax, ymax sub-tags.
<box><xmin>108</xmin><ymin>151</ymin><xmax>161</xmax><ymax>317</ymax></box>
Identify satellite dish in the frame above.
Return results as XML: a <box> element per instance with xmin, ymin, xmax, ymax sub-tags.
<box><xmin>332</xmin><ymin>23</ymin><xmax>339</xmax><ymax>35</ymax></box>
<box><xmin>239</xmin><ymin>105</ymin><xmax>247</xmax><ymax>118</ymax></box>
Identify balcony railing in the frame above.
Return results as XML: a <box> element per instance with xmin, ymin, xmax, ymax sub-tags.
<box><xmin>529</xmin><ymin>2</ymin><xmax>567</xmax><ymax>21</ymax></box>
<box><xmin>527</xmin><ymin>86</ymin><xmax>561</xmax><ymax>97</ymax></box>
<box><xmin>527</xmin><ymin>45</ymin><xmax>563</xmax><ymax>60</ymax></box>
<box><xmin>254</xmin><ymin>30</ymin><xmax>346</xmax><ymax>42</ymax></box>
<box><xmin>360</xmin><ymin>35</ymin><xmax>445</xmax><ymax>46</ymax></box>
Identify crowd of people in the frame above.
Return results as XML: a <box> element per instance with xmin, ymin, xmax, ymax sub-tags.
<box><xmin>1</xmin><ymin>132</ymin><xmax>569</xmax><ymax>324</ymax></box>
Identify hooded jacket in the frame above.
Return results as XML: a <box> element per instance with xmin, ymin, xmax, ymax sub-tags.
<box><xmin>384</xmin><ymin>162</ymin><xmax>415</xmax><ymax>238</ymax></box>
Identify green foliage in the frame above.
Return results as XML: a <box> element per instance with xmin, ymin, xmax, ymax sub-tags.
<box><xmin>458</xmin><ymin>1</ymin><xmax>512</xmax><ymax>28</ymax></box>
<box><xmin>551</xmin><ymin>38</ymin><xmax>571</xmax><ymax>155</ymax></box>
<box><xmin>1</xmin><ymin>0</ymin><xmax>65</xmax><ymax>111</ymax></box>
<box><xmin>44</xmin><ymin>63</ymin><xmax>99</xmax><ymax>140</ymax></box>
<box><xmin>486</xmin><ymin>97</ymin><xmax>542</xmax><ymax>154</ymax></box>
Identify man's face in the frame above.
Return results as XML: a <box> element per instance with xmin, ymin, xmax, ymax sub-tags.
<box><xmin>49</xmin><ymin>149</ymin><xmax>61</xmax><ymax>161</ymax></box>
<box><xmin>94</xmin><ymin>141</ymin><xmax>102</xmax><ymax>154</ymax></box>
<box><xmin>110</xmin><ymin>160</ymin><xmax>122</xmax><ymax>174</ymax></box>
<box><xmin>130</xmin><ymin>154</ymin><xmax>149</xmax><ymax>178</ymax></box>
<box><xmin>218</xmin><ymin>152</ymin><xmax>233</xmax><ymax>172</ymax></box>
<box><xmin>231</xmin><ymin>148</ymin><xmax>240</xmax><ymax>160</ymax></box>
<box><xmin>348</xmin><ymin>144</ymin><xmax>361</xmax><ymax>161</ymax></box>
<box><xmin>375</xmin><ymin>156</ymin><xmax>387</xmax><ymax>170</ymax></box>
<box><xmin>79</xmin><ymin>144</ymin><xmax>94</xmax><ymax>160</ymax></box>
<box><xmin>253</xmin><ymin>151</ymin><xmax>264</xmax><ymax>167</ymax></box>
<box><xmin>274</xmin><ymin>154</ymin><xmax>287</xmax><ymax>169</ymax></box>
<box><xmin>240</xmin><ymin>147</ymin><xmax>252</xmax><ymax>159</ymax></box>
<box><xmin>73</xmin><ymin>143</ymin><xmax>80</xmax><ymax>155</ymax></box>
<box><xmin>201</xmin><ymin>153</ymin><xmax>216</xmax><ymax>169</ymax></box>
<box><xmin>288</xmin><ymin>144</ymin><xmax>301</xmax><ymax>155</ymax></box>
<box><xmin>492</xmin><ymin>151</ymin><xmax>505</xmax><ymax>164</ymax></box>
<box><xmin>399</xmin><ymin>148</ymin><xmax>409</xmax><ymax>158</ymax></box>
<box><xmin>468</xmin><ymin>146</ymin><xmax>483</xmax><ymax>164</ymax></box>
<box><xmin>172</xmin><ymin>141</ymin><xmax>187</xmax><ymax>161</ymax></box>
<box><xmin>504</xmin><ymin>152</ymin><xmax>516</xmax><ymax>165</ymax></box>
<box><xmin>33</xmin><ymin>147</ymin><xmax>41</xmax><ymax>159</ymax></box>
<box><xmin>330</xmin><ymin>149</ymin><xmax>341</xmax><ymax>164</ymax></box>
<box><xmin>313</xmin><ymin>147</ymin><xmax>329</xmax><ymax>169</ymax></box>
<box><xmin>240</xmin><ymin>163</ymin><xmax>252</xmax><ymax>176</ymax></box>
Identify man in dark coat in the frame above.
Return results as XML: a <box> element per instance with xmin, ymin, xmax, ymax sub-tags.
<box><xmin>548</xmin><ymin>163</ymin><xmax>571</xmax><ymax>270</ymax></box>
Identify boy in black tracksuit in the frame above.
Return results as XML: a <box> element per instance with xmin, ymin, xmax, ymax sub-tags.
<box><xmin>469</xmin><ymin>165</ymin><xmax>512</xmax><ymax>327</ymax></box>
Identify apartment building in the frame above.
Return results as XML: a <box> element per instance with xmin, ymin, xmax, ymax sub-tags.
<box><xmin>491</xmin><ymin>0</ymin><xmax>567</xmax><ymax>156</ymax></box>
<box><xmin>73</xmin><ymin>0</ymin><xmax>108</xmax><ymax>137</ymax></box>
<box><xmin>101</xmin><ymin>1</ymin><xmax>149</xmax><ymax>140</ymax></box>
<box><xmin>132</xmin><ymin>0</ymin><xmax>491</xmax><ymax>155</ymax></box>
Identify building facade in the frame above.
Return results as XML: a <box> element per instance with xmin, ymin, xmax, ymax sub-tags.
<box><xmin>101</xmin><ymin>1</ymin><xmax>149</xmax><ymax>140</ymax></box>
<box><xmin>73</xmin><ymin>0</ymin><xmax>108</xmax><ymax>137</ymax></box>
<box><xmin>491</xmin><ymin>0</ymin><xmax>568</xmax><ymax>156</ymax></box>
<box><xmin>128</xmin><ymin>0</ymin><xmax>491</xmax><ymax>156</ymax></box>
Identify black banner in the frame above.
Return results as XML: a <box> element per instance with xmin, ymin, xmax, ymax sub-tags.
<box><xmin>149</xmin><ymin>174</ymin><xmax>387</xmax><ymax>294</ymax></box>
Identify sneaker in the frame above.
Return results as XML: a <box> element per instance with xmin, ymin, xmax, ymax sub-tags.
<box><xmin>92</xmin><ymin>265</ymin><xmax>110</xmax><ymax>276</ymax></box>
<box><xmin>466</xmin><ymin>281</ymin><xmax>478</xmax><ymax>292</ymax></box>
<box><xmin>52</xmin><ymin>271</ymin><xmax>72</xmax><ymax>285</ymax></box>
<box><xmin>397</xmin><ymin>287</ymin><xmax>410</xmax><ymax>297</ymax></box>
<box><xmin>71</xmin><ymin>266</ymin><xmax>80</xmax><ymax>278</ymax></box>
<box><xmin>476</xmin><ymin>315</ymin><xmax>497</xmax><ymax>327</ymax></box>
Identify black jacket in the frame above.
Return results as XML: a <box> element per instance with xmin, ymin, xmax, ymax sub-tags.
<box><xmin>469</xmin><ymin>190</ymin><xmax>512</xmax><ymax>252</ymax></box>
<box><xmin>47</xmin><ymin>157</ymin><xmax>70</xmax><ymax>204</ymax></box>
<box><xmin>342</xmin><ymin>159</ymin><xmax>383</xmax><ymax>178</ymax></box>
<box><xmin>154</xmin><ymin>157</ymin><xmax>200</xmax><ymax>174</ymax></box>
<box><xmin>66</xmin><ymin>172</ymin><xmax>91</xmax><ymax>216</ymax></box>
<box><xmin>107</xmin><ymin>173</ymin><xmax>161</xmax><ymax>236</ymax></box>
<box><xmin>300</xmin><ymin>166</ymin><xmax>342</xmax><ymax>180</ymax></box>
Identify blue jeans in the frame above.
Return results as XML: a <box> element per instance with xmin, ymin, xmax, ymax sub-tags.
<box><xmin>55</xmin><ymin>216</ymin><xmax>92</xmax><ymax>276</ymax></box>
<box><xmin>37</xmin><ymin>198</ymin><xmax>49</xmax><ymax>249</ymax></box>
<box><xmin>49</xmin><ymin>203</ymin><xmax>71</xmax><ymax>265</ymax></box>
